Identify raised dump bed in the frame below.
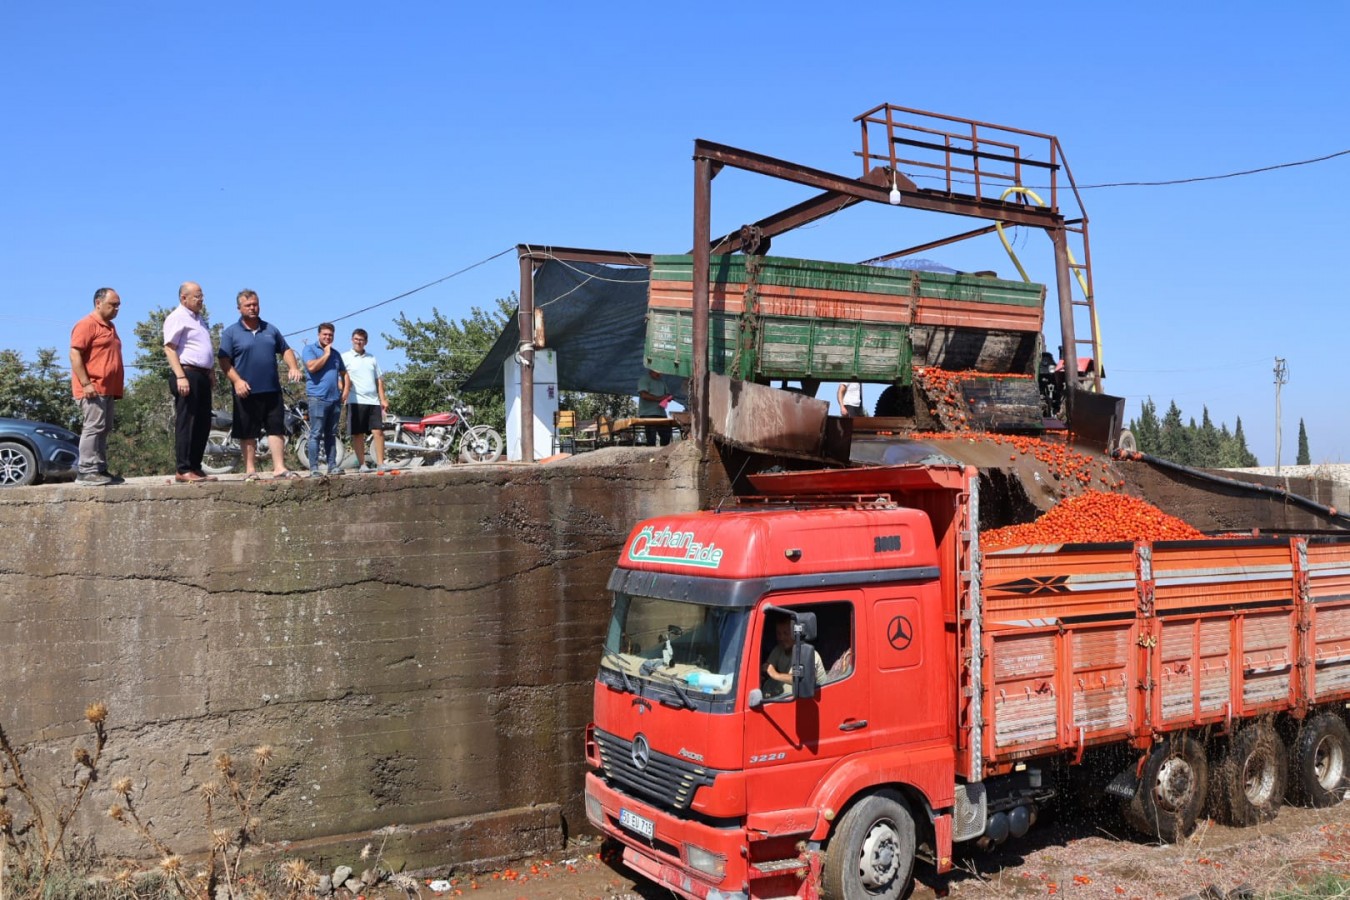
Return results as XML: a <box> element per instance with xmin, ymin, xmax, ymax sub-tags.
<box><xmin>644</xmin><ymin>253</ymin><xmax>1046</xmax><ymax>383</ymax></box>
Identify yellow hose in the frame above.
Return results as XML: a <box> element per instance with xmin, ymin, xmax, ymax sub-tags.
<box><xmin>994</xmin><ymin>186</ymin><xmax>1102</xmax><ymax>386</ymax></box>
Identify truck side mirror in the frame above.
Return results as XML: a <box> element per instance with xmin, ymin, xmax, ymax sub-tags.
<box><xmin>793</xmin><ymin>611</ymin><xmax>817</xmax><ymax>643</ymax></box>
<box><xmin>792</xmin><ymin>641</ymin><xmax>818</xmax><ymax>700</ymax></box>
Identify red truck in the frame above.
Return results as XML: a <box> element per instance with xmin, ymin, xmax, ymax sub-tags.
<box><xmin>583</xmin><ymin>462</ymin><xmax>1350</xmax><ymax>900</ymax></box>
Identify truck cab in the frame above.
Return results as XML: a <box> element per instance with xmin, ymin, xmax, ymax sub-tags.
<box><xmin>584</xmin><ymin>499</ymin><xmax>956</xmax><ymax>900</ymax></box>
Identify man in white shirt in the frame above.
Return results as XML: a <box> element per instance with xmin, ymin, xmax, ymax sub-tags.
<box><xmin>837</xmin><ymin>380</ymin><xmax>864</xmax><ymax>417</ymax></box>
<box><xmin>341</xmin><ymin>328</ymin><xmax>389</xmax><ymax>472</ymax></box>
<box><xmin>162</xmin><ymin>281</ymin><xmax>219</xmax><ymax>482</ymax></box>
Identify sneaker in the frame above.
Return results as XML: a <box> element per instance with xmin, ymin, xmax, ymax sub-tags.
<box><xmin>76</xmin><ymin>473</ymin><xmax>113</xmax><ymax>486</ymax></box>
<box><xmin>357</xmin><ymin>464</ymin><xmax>373</xmax><ymax>474</ymax></box>
<box><xmin>326</xmin><ymin>466</ymin><xmax>343</xmax><ymax>476</ymax></box>
<box><xmin>100</xmin><ymin>472</ymin><xmax>126</xmax><ymax>485</ymax></box>
<box><xmin>310</xmin><ymin>469</ymin><xmax>322</xmax><ymax>478</ymax></box>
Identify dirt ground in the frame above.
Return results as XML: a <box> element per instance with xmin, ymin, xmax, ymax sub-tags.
<box><xmin>379</xmin><ymin>799</ymin><xmax>1350</xmax><ymax>900</ymax></box>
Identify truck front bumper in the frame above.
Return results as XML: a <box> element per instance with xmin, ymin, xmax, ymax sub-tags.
<box><xmin>585</xmin><ymin>772</ymin><xmax>757</xmax><ymax>900</ymax></box>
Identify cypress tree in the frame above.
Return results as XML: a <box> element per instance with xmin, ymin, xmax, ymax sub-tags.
<box><xmin>1297</xmin><ymin>418</ymin><xmax>1311</xmax><ymax>465</ymax></box>
<box><xmin>1232</xmin><ymin>417</ymin><xmax>1259</xmax><ymax>467</ymax></box>
<box><xmin>1131</xmin><ymin>398</ymin><xmax>1162</xmax><ymax>455</ymax></box>
<box><xmin>1160</xmin><ymin>401</ymin><xmax>1191</xmax><ymax>464</ymax></box>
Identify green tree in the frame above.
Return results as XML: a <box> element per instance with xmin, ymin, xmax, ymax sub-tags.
<box><xmin>1159</xmin><ymin>401</ymin><xmax>1192</xmax><ymax>464</ymax></box>
<box><xmin>1195</xmin><ymin>407</ymin><xmax>1222</xmax><ymax>467</ymax></box>
<box><xmin>1228</xmin><ymin>416</ymin><xmax>1259</xmax><ymax>467</ymax></box>
<box><xmin>561</xmin><ymin>391</ymin><xmax>637</xmax><ymax>422</ymax></box>
<box><xmin>1297</xmin><ymin>418</ymin><xmax>1311</xmax><ymax>465</ymax></box>
<box><xmin>0</xmin><ymin>348</ymin><xmax>78</xmax><ymax>428</ymax></box>
<box><xmin>1129</xmin><ymin>397</ymin><xmax>1161</xmax><ymax>455</ymax></box>
<box><xmin>382</xmin><ymin>296</ymin><xmax>513</xmax><ymax>432</ymax></box>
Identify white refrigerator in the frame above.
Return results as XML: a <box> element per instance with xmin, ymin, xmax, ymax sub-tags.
<box><xmin>504</xmin><ymin>349</ymin><xmax>558</xmax><ymax>462</ymax></box>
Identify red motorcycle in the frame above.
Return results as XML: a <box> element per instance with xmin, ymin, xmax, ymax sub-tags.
<box><xmin>384</xmin><ymin>395</ymin><xmax>503</xmax><ymax>465</ymax></box>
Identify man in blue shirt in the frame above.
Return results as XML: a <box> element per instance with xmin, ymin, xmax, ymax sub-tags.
<box><xmin>217</xmin><ymin>289</ymin><xmax>303</xmax><ymax>479</ymax></box>
<box><xmin>302</xmin><ymin>322</ymin><xmax>347</xmax><ymax>476</ymax></box>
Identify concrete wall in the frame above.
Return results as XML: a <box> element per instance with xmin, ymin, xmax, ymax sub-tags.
<box><xmin>0</xmin><ymin>445</ymin><xmax>707</xmax><ymax>869</ymax></box>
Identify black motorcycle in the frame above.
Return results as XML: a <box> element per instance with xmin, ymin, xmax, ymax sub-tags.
<box><xmin>202</xmin><ymin>395</ymin><xmax>345</xmax><ymax>475</ymax></box>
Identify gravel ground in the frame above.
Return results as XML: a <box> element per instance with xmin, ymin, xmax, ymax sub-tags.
<box><xmin>372</xmin><ymin>800</ymin><xmax>1350</xmax><ymax>900</ymax></box>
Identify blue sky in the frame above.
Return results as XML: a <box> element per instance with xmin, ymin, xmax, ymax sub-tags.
<box><xmin>4</xmin><ymin>2</ymin><xmax>1347</xmax><ymax>465</ymax></box>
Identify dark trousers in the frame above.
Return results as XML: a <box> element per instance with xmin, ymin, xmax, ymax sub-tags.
<box><xmin>645</xmin><ymin>423</ymin><xmax>673</xmax><ymax>447</ymax></box>
<box><xmin>172</xmin><ymin>369</ymin><xmax>213</xmax><ymax>474</ymax></box>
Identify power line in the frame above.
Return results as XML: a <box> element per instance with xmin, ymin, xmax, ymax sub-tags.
<box><xmin>1081</xmin><ymin>149</ymin><xmax>1350</xmax><ymax>188</ymax></box>
<box><xmin>282</xmin><ymin>246</ymin><xmax>515</xmax><ymax>338</ymax></box>
<box><xmin>906</xmin><ymin>148</ymin><xmax>1349</xmax><ymax>192</ymax></box>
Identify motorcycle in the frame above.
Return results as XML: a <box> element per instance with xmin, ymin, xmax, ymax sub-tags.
<box><xmin>202</xmin><ymin>395</ymin><xmax>346</xmax><ymax>475</ymax></box>
<box><xmin>383</xmin><ymin>395</ymin><xmax>503</xmax><ymax>465</ymax></box>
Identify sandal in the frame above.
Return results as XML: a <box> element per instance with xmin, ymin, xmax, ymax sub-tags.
<box><xmin>244</xmin><ymin>473</ymin><xmax>262</xmax><ymax>482</ymax></box>
<box><xmin>273</xmin><ymin>471</ymin><xmax>302</xmax><ymax>480</ymax></box>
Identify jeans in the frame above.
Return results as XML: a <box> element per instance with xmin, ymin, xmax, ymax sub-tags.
<box><xmin>307</xmin><ymin>399</ymin><xmax>342</xmax><ymax>470</ymax></box>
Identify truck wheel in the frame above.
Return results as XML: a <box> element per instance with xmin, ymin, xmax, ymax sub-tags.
<box><xmin>821</xmin><ymin>790</ymin><xmax>915</xmax><ymax>900</ymax></box>
<box><xmin>1211</xmin><ymin>723</ymin><xmax>1287</xmax><ymax>825</ymax></box>
<box><xmin>1122</xmin><ymin>734</ymin><xmax>1208</xmax><ymax>843</ymax></box>
<box><xmin>1288</xmin><ymin>713</ymin><xmax>1350</xmax><ymax>807</ymax></box>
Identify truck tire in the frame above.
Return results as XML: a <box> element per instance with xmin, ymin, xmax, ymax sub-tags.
<box><xmin>821</xmin><ymin>790</ymin><xmax>915</xmax><ymax>900</ymax></box>
<box><xmin>1211</xmin><ymin>723</ymin><xmax>1287</xmax><ymax>825</ymax></box>
<box><xmin>1122</xmin><ymin>734</ymin><xmax>1208</xmax><ymax>843</ymax></box>
<box><xmin>1288</xmin><ymin>713</ymin><xmax>1350</xmax><ymax>807</ymax></box>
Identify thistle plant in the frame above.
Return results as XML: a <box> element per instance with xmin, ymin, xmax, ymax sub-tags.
<box><xmin>110</xmin><ymin>744</ymin><xmax>280</xmax><ymax>900</ymax></box>
<box><xmin>0</xmin><ymin>701</ymin><xmax>108</xmax><ymax>898</ymax></box>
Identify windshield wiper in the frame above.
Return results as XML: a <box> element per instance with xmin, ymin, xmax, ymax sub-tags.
<box><xmin>601</xmin><ymin>648</ymin><xmax>636</xmax><ymax>694</ymax></box>
<box><xmin>645</xmin><ymin>668</ymin><xmax>694</xmax><ymax>709</ymax></box>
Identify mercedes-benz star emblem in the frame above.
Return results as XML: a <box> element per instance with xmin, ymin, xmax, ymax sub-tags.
<box><xmin>631</xmin><ymin>734</ymin><xmax>651</xmax><ymax>771</ymax></box>
<box><xmin>887</xmin><ymin>615</ymin><xmax>914</xmax><ymax>651</ymax></box>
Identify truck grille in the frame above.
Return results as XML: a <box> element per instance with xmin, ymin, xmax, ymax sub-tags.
<box><xmin>593</xmin><ymin>729</ymin><xmax>718</xmax><ymax>811</ymax></box>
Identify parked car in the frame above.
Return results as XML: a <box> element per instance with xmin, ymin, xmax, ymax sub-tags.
<box><xmin>0</xmin><ymin>417</ymin><xmax>80</xmax><ymax>487</ymax></box>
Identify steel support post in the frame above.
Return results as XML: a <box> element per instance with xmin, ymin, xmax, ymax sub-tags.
<box><xmin>692</xmin><ymin>155</ymin><xmax>713</xmax><ymax>452</ymax></box>
<box><xmin>518</xmin><ymin>252</ymin><xmax>536</xmax><ymax>461</ymax></box>
<box><xmin>1050</xmin><ymin>228</ymin><xmax>1078</xmax><ymax>419</ymax></box>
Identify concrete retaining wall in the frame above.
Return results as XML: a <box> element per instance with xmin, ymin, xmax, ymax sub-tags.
<box><xmin>0</xmin><ymin>445</ymin><xmax>708</xmax><ymax>869</ymax></box>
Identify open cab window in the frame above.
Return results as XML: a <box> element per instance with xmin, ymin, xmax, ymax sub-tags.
<box><xmin>601</xmin><ymin>593</ymin><xmax>748</xmax><ymax>698</ymax></box>
<box><xmin>757</xmin><ymin>599</ymin><xmax>855</xmax><ymax>701</ymax></box>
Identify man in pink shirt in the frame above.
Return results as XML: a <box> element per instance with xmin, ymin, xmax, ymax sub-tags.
<box><xmin>69</xmin><ymin>287</ymin><xmax>125</xmax><ymax>486</ymax></box>
<box><xmin>163</xmin><ymin>281</ymin><xmax>219</xmax><ymax>482</ymax></box>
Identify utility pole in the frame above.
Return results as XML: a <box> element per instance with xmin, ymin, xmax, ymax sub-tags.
<box><xmin>1274</xmin><ymin>357</ymin><xmax>1288</xmax><ymax>475</ymax></box>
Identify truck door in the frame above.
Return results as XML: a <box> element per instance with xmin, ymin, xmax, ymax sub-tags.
<box><xmin>866</xmin><ymin>583</ymin><xmax>950</xmax><ymax>748</ymax></box>
<box><xmin>743</xmin><ymin>594</ymin><xmax>870</xmax><ymax>812</ymax></box>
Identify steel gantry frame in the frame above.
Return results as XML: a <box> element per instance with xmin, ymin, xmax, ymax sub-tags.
<box><xmin>687</xmin><ymin>104</ymin><xmax>1101</xmax><ymax>448</ymax></box>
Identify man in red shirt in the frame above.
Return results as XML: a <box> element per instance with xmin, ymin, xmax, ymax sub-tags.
<box><xmin>69</xmin><ymin>287</ymin><xmax>125</xmax><ymax>485</ymax></box>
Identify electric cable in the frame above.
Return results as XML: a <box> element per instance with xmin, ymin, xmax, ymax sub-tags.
<box><xmin>282</xmin><ymin>246</ymin><xmax>516</xmax><ymax>338</ymax></box>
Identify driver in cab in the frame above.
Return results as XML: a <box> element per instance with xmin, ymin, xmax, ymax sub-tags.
<box><xmin>762</xmin><ymin>615</ymin><xmax>826</xmax><ymax>699</ymax></box>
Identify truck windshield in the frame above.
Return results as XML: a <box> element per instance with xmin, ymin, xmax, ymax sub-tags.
<box><xmin>602</xmin><ymin>593</ymin><xmax>748</xmax><ymax>698</ymax></box>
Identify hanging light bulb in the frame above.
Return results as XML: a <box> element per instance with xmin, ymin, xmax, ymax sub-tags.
<box><xmin>888</xmin><ymin>169</ymin><xmax>903</xmax><ymax>206</ymax></box>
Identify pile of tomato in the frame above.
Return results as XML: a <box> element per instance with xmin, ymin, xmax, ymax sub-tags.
<box><xmin>913</xmin><ymin>367</ymin><xmax>1033</xmax><ymax>430</ymax></box>
<box><xmin>982</xmin><ymin>491</ymin><xmax>1206</xmax><ymax>551</ymax></box>
<box><xmin>906</xmin><ymin>430</ymin><xmax>1123</xmax><ymax>492</ymax></box>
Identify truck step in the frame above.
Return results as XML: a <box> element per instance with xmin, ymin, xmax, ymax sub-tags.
<box><xmin>750</xmin><ymin>858</ymin><xmax>808</xmax><ymax>875</ymax></box>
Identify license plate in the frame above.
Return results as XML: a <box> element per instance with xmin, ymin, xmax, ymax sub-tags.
<box><xmin>619</xmin><ymin>808</ymin><xmax>655</xmax><ymax>839</ymax></box>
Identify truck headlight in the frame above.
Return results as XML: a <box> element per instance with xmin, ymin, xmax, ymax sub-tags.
<box><xmin>585</xmin><ymin>790</ymin><xmax>604</xmax><ymax>827</ymax></box>
<box><xmin>683</xmin><ymin>843</ymin><xmax>727</xmax><ymax>878</ymax></box>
